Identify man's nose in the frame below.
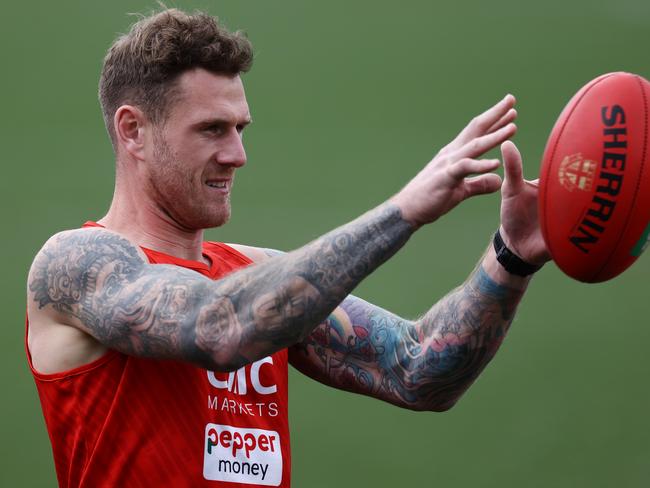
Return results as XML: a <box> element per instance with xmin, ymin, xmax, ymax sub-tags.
<box><xmin>217</xmin><ymin>130</ymin><xmax>247</xmax><ymax>168</ymax></box>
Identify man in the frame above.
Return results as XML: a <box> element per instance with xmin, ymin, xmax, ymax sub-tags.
<box><xmin>26</xmin><ymin>8</ymin><xmax>548</xmax><ymax>488</ymax></box>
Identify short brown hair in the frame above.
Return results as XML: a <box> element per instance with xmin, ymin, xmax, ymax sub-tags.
<box><xmin>99</xmin><ymin>8</ymin><xmax>253</xmax><ymax>146</ymax></box>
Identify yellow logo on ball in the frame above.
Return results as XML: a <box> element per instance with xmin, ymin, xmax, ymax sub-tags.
<box><xmin>558</xmin><ymin>153</ymin><xmax>597</xmax><ymax>192</ymax></box>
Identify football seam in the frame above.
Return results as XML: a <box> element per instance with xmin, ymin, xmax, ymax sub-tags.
<box><xmin>542</xmin><ymin>73</ymin><xmax>618</xmax><ymax>271</ymax></box>
<box><xmin>594</xmin><ymin>74</ymin><xmax>649</xmax><ymax>280</ymax></box>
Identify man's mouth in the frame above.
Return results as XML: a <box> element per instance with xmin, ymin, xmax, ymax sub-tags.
<box><xmin>205</xmin><ymin>179</ymin><xmax>231</xmax><ymax>191</ymax></box>
<box><xmin>206</xmin><ymin>181</ymin><xmax>226</xmax><ymax>188</ymax></box>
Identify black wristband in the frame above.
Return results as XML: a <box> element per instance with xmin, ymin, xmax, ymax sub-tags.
<box><xmin>493</xmin><ymin>229</ymin><xmax>542</xmax><ymax>277</ymax></box>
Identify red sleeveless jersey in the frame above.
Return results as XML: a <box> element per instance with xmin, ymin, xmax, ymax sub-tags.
<box><xmin>27</xmin><ymin>224</ymin><xmax>291</xmax><ymax>487</ymax></box>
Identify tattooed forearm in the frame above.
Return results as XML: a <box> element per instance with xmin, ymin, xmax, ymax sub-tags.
<box><xmin>291</xmin><ymin>261</ymin><xmax>526</xmax><ymax>411</ymax></box>
<box><xmin>28</xmin><ymin>203</ymin><xmax>413</xmax><ymax>371</ymax></box>
<box><xmin>412</xmin><ymin>264</ymin><xmax>522</xmax><ymax>410</ymax></box>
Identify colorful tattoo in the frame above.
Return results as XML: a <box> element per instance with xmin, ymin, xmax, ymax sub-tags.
<box><xmin>291</xmin><ymin>262</ymin><xmax>524</xmax><ymax>410</ymax></box>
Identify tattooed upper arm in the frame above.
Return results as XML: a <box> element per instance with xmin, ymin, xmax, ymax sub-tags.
<box><xmin>28</xmin><ymin>228</ymin><xmax>221</xmax><ymax>369</ymax></box>
<box><xmin>28</xmin><ymin>204</ymin><xmax>415</xmax><ymax>373</ymax></box>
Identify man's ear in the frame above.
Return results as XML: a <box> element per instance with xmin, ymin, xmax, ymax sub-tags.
<box><xmin>114</xmin><ymin>105</ymin><xmax>148</xmax><ymax>161</ymax></box>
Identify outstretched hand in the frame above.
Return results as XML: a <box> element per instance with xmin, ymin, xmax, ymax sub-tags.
<box><xmin>392</xmin><ymin>94</ymin><xmax>518</xmax><ymax>228</ymax></box>
<box><xmin>499</xmin><ymin>141</ymin><xmax>550</xmax><ymax>265</ymax></box>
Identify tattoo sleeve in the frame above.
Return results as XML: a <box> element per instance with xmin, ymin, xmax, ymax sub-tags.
<box><xmin>28</xmin><ymin>203</ymin><xmax>413</xmax><ymax>371</ymax></box>
<box><xmin>290</xmin><ymin>259</ymin><xmax>526</xmax><ymax>411</ymax></box>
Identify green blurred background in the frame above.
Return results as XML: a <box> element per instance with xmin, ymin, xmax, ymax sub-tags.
<box><xmin>2</xmin><ymin>0</ymin><xmax>649</xmax><ymax>486</ymax></box>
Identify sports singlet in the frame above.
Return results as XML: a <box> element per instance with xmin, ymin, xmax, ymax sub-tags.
<box><xmin>26</xmin><ymin>223</ymin><xmax>291</xmax><ymax>487</ymax></box>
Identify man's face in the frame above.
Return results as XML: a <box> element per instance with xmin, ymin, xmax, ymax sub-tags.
<box><xmin>145</xmin><ymin>69</ymin><xmax>251</xmax><ymax>230</ymax></box>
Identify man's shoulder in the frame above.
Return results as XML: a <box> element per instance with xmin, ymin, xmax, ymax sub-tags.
<box><xmin>36</xmin><ymin>226</ymin><xmax>133</xmax><ymax>251</ymax></box>
<box><xmin>30</xmin><ymin>227</ymin><xmax>146</xmax><ymax>275</ymax></box>
<box><xmin>27</xmin><ymin>228</ymin><xmax>148</xmax><ymax>316</ymax></box>
<box><xmin>26</xmin><ymin>228</ymin><xmax>135</xmax><ymax>373</ymax></box>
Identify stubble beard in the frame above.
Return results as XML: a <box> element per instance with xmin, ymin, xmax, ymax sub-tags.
<box><xmin>151</xmin><ymin>133</ymin><xmax>232</xmax><ymax>231</ymax></box>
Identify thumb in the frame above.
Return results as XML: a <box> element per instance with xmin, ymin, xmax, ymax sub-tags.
<box><xmin>501</xmin><ymin>141</ymin><xmax>524</xmax><ymax>195</ymax></box>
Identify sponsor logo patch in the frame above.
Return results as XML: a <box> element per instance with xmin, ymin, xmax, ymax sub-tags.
<box><xmin>203</xmin><ymin>424</ymin><xmax>282</xmax><ymax>486</ymax></box>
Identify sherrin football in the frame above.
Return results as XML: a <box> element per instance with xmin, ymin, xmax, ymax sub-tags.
<box><xmin>539</xmin><ymin>72</ymin><xmax>650</xmax><ymax>282</ymax></box>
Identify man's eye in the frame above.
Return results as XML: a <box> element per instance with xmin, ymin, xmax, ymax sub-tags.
<box><xmin>204</xmin><ymin>125</ymin><xmax>225</xmax><ymax>135</ymax></box>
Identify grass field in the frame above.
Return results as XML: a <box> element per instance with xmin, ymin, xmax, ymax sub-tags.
<box><xmin>2</xmin><ymin>0</ymin><xmax>649</xmax><ymax>486</ymax></box>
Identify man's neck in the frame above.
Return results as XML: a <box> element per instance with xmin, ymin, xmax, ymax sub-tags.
<box><xmin>98</xmin><ymin>196</ymin><xmax>208</xmax><ymax>264</ymax></box>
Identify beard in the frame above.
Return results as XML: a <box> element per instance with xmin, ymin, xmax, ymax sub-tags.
<box><xmin>149</xmin><ymin>131</ymin><xmax>232</xmax><ymax>231</ymax></box>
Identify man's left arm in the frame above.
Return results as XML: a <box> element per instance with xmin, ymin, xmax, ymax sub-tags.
<box><xmin>289</xmin><ymin>140</ymin><xmax>550</xmax><ymax>411</ymax></box>
<box><xmin>289</xmin><ymin>245</ymin><xmax>525</xmax><ymax>411</ymax></box>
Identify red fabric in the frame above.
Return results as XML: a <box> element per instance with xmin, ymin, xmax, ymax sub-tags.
<box><xmin>27</xmin><ymin>224</ymin><xmax>291</xmax><ymax>487</ymax></box>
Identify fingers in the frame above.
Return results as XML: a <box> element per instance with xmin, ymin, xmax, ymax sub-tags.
<box><xmin>455</xmin><ymin>122</ymin><xmax>517</xmax><ymax>159</ymax></box>
<box><xmin>448</xmin><ymin>158</ymin><xmax>500</xmax><ymax>180</ymax></box>
<box><xmin>501</xmin><ymin>140</ymin><xmax>524</xmax><ymax>194</ymax></box>
<box><xmin>464</xmin><ymin>173</ymin><xmax>502</xmax><ymax>197</ymax></box>
<box><xmin>487</xmin><ymin>108</ymin><xmax>517</xmax><ymax>134</ymax></box>
<box><xmin>456</xmin><ymin>94</ymin><xmax>516</xmax><ymax>143</ymax></box>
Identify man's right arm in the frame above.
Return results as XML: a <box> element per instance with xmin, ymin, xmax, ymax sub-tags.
<box><xmin>28</xmin><ymin>204</ymin><xmax>413</xmax><ymax>372</ymax></box>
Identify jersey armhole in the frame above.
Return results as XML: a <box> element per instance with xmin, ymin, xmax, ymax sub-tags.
<box><xmin>25</xmin><ymin>313</ymin><xmax>121</xmax><ymax>381</ymax></box>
